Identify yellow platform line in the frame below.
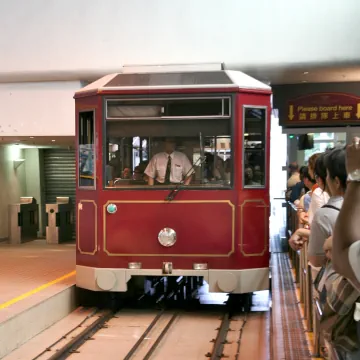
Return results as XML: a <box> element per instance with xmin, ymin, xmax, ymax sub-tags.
<box><xmin>0</xmin><ymin>270</ymin><xmax>76</xmax><ymax>310</ymax></box>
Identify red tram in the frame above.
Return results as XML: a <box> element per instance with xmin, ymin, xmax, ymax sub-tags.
<box><xmin>74</xmin><ymin>66</ymin><xmax>271</xmax><ymax>296</ymax></box>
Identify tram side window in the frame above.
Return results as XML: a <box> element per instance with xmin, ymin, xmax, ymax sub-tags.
<box><xmin>243</xmin><ymin>107</ymin><xmax>266</xmax><ymax>187</ymax></box>
<box><xmin>78</xmin><ymin>111</ymin><xmax>95</xmax><ymax>188</ymax></box>
<box><xmin>105</xmin><ymin>120</ymin><xmax>232</xmax><ymax>188</ymax></box>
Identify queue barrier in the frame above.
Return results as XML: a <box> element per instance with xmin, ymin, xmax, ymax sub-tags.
<box><xmin>286</xmin><ymin>202</ymin><xmax>336</xmax><ymax>358</ymax></box>
<box><xmin>8</xmin><ymin>197</ymin><xmax>39</xmax><ymax>244</ymax></box>
<box><xmin>46</xmin><ymin>197</ymin><xmax>73</xmax><ymax>244</ymax></box>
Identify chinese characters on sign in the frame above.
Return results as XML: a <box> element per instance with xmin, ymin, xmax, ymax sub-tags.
<box><xmin>287</xmin><ymin>93</ymin><xmax>360</xmax><ymax>124</ymax></box>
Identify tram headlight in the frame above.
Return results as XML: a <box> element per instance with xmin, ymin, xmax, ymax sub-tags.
<box><xmin>158</xmin><ymin>228</ymin><xmax>177</xmax><ymax>247</ymax></box>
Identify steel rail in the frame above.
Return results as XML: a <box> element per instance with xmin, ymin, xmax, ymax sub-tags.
<box><xmin>234</xmin><ymin>315</ymin><xmax>248</xmax><ymax>360</ymax></box>
<box><xmin>124</xmin><ymin>311</ymin><xmax>178</xmax><ymax>360</ymax></box>
<box><xmin>32</xmin><ymin>308</ymin><xmax>99</xmax><ymax>360</ymax></box>
<box><xmin>123</xmin><ymin>310</ymin><xmax>165</xmax><ymax>360</ymax></box>
<box><xmin>143</xmin><ymin>313</ymin><xmax>178</xmax><ymax>360</ymax></box>
<box><xmin>46</xmin><ymin>310</ymin><xmax>114</xmax><ymax>360</ymax></box>
<box><xmin>209</xmin><ymin>313</ymin><xmax>230</xmax><ymax>360</ymax></box>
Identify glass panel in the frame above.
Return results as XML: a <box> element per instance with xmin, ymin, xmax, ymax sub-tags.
<box><xmin>108</xmin><ymin>105</ymin><xmax>162</xmax><ymax>118</ymax></box>
<box><xmin>78</xmin><ymin>111</ymin><xmax>95</xmax><ymax>188</ymax></box>
<box><xmin>304</xmin><ymin>142</ymin><xmax>334</xmax><ymax>162</ymax></box>
<box><xmin>105</xmin><ymin>119</ymin><xmax>232</xmax><ymax>189</ymax></box>
<box><xmin>106</xmin><ymin>98</ymin><xmax>230</xmax><ymax>119</ymax></box>
<box><xmin>243</xmin><ymin>107</ymin><xmax>266</xmax><ymax>187</ymax></box>
<box><xmin>313</xmin><ymin>132</ymin><xmax>334</xmax><ymax>140</ymax></box>
<box><xmin>297</xmin><ymin>132</ymin><xmax>346</xmax><ymax>165</ymax></box>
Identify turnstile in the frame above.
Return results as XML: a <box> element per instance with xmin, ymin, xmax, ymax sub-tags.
<box><xmin>46</xmin><ymin>197</ymin><xmax>73</xmax><ymax>244</ymax></box>
<box><xmin>9</xmin><ymin>197</ymin><xmax>39</xmax><ymax>244</ymax></box>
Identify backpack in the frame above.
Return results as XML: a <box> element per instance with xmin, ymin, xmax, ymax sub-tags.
<box><xmin>319</xmin><ymin>265</ymin><xmax>360</xmax><ymax>353</ymax></box>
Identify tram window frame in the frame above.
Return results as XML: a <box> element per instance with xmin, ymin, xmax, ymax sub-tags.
<box><xmin>242</xmin><ymin>106</ymin><xmax>267</xmax><ymax>189</ymax></box>
<box><xmin>106</xmin><ymin>97</ymin><xmax>231</xmax><ymax>120</ymax></box>
<box><xmin>103</xmin><ymin>95</ymin><xmax>235</xmax><ymax>190</ymax></box>
<box><xmin>78</xmin><ymin>110</ymin><xmax>96</xmax><ymax>190</ymax></box>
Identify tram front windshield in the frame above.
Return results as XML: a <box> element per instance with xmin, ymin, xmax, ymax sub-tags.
<box><xmin>104</xmin><ymin>118</ymin><xmax>232</xmax><ymax>188</ymax></box>
<box><xmin>78</xmin><ymin>101</ymin><xmax>266</xmax><ymax>189</ymax></box>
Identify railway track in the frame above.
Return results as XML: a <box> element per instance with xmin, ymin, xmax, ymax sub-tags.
<box><xmin>31</xmin><ymin>308</ymin><xmax>113</xmax><ymax>360</ymax></box>
<box><xmin>123</xmin><ymin>310</ymin><xmax>178</xmax><ymax>360</ymax></box>
<box><xmin>30</xmin><ymin>307</ymin><xmax>250</xmax><ymax>360</ymax></box>
<box><xmin>26</xmin><ymin>288</ymin><xmax>267</xmax><ymax>360</ymax></box>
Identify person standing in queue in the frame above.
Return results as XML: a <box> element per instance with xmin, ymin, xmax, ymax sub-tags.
<box><xmin>144</xmin><ymin>137</ymin><xmax>194</xmax><ymax>186</ymax></box>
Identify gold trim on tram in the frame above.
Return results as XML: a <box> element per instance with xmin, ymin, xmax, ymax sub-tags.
<box><xmin>77</xmin><ymin>200</ymin><xmax>98</xmax><ymax>255</ymax></box>
<box><xmin>102</xmin><ymin>200</ymin><xmax>235</xmax><ymax>257</ymax></box>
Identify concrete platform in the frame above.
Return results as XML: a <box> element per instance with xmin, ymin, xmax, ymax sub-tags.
<box><xmin>0</xmin><ymin>239</ymin><xmax>76</xmax><ymax>358</ymax></box>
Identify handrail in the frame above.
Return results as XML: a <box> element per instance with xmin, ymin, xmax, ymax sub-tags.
<box><xmin>288</xmin><ymin>202</ymin><xmax>298</xmax><ymax>212</ymax></box>
<box><xmin>286</xmin><ymin>201</ymin><xmax>337</xmax><ymax>358</ymax></box>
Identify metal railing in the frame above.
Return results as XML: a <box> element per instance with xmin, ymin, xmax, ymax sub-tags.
<box><xmin>286</xmin><ymin>201</ymin><xmax>331</xmax><ymax>358</ymax></box>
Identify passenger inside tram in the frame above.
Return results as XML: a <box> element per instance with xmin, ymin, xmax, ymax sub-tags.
<box><xmin>108</xmin><ymin>149</ymin><xmax>123</xmax><ymax>178</ymax></box>
<box><xmin>253</xmin><ymin>165</ymin><xmax>263</xmax><ymax>184</ymax></box>
<box><xmin>203</xmin><ymin>152</ymin><xmax>227</xmax><ymax>182</ymax></box>
<box><xmin>122</xmin><ymin>167</ymin><xmax>132</xmax><ymax>179</ymax></box>
<box><xmin>133</xmin><ymin>166</ymin><xmax>143</xmax><ymax>181</ymax></box>
<box><xmin>224</xmin><ymin>159</ymin><xmax>231</xmax><ymax>181</ymax></box>
<box><xmin>244</xmin><ymin>166</ymin><xmax>262</xmax><ymax>186</ymax></box>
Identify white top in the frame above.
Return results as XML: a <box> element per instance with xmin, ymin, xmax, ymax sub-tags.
<box><xmin>349</xmin><ymin>240</ymin><xmax>360</xmax><ymax>292</ymax></box>
<box><xmin>308</xmin><ymin>196</ymin><xmax>343</xmax><ymax>257</ymax></box>
<box><xmin>308</xmin><ymin>187</ymin><xmax>330</xmax><ymax>224</ymax></box>
<box><xmin>144</xmin><ymin>151</ymin><xmax>194</xmax><ymax>184</ymax></box>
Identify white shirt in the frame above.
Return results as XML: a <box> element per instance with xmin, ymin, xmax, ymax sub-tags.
<box><xmin>308</xmin><ymin>196</ymin><xmax>343</xmax><ymax>257</ymax></box>
<box><xmin>349</xmin><ymin>241</ymin><xmax>360</xmax><ymax>292</ymax></box>
<box><xmin>145</xmin><ymin>151</ymin><xmax>194</xmax><ymax>184</ymax></box>
<box><xmin>308</xmin><ymin>187</ymin><xmax>330</xmax><ymax>224</ymax></box>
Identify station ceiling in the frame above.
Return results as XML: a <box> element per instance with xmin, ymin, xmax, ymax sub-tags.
<box><xmin>1</xmin><ymin>63</ymin><xmax>360</xmax><ymax>147</ymax></box>
<box><xmin>0</xmin><ymin>136</ymin><xmax>75</xmax><ymax>147</ymax></box>
<box><xmin>2</xmin><ymin>63</ymin><xmax>360</xmax><ymax>86</ymax></box>
<box><xmin>244</xmin><ymin>64</ymin><xmax>360</xmax><ymax>85</ymax></box>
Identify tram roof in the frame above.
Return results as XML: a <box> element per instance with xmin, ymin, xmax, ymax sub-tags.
<box><xmin>76</xmin><ymin>70</ymin><xmax>271</xmax><ymax>94</ymax></box>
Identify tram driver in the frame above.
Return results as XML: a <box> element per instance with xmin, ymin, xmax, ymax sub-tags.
<box><xmin>144</xmin><ymin>137</ymin><xmax>194</xmax><ymax>186</ymax></box>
